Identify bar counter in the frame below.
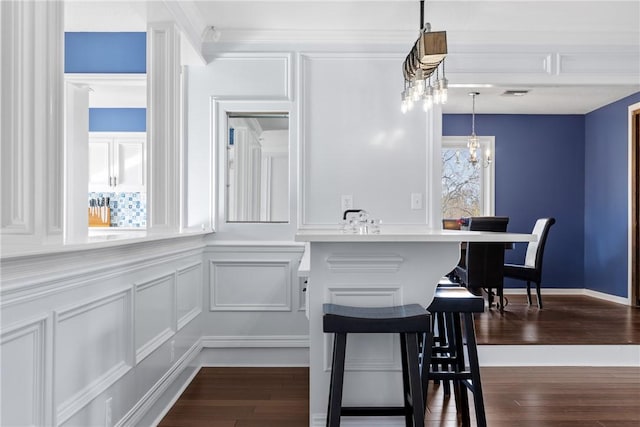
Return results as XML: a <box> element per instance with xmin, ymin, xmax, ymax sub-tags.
<box><xmin>295</xmin><ymin>226</ymin><xmax>534</xmax><ymax>426</ymax></box>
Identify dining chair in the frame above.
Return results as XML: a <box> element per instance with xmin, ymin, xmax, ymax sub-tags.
<box><xmin>454</xmin><ymin>216</ymin><xmax>509</xmax><ymax>311</ymax></box>
<box><xmin>503</xmin><ymin>217</ymin><xmax>556</xmax><ymax>309</ymax></box>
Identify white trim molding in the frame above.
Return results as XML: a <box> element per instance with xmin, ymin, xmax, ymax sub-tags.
<box><xmin>629</xmin><ymin>101</ymin><xmax>640</xmax><ymax>306</ymax></box>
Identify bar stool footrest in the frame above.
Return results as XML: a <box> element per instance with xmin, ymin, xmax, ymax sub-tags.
<box><xmin>341</xmin><ymin>406</ymin><xmax>409</xmax><ymax>417</ymax></box>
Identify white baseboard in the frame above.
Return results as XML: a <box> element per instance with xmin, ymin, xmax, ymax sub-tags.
<box><xmin>504</xmin><ymin>287</ymin><xmax>630</xmax><ymax>305</ymax></box>
<box><xmin>117</xmin><ymin>340</ymin><xmax>202</xmax><ymax>427</ymax></box>
<box><xmin>200</xmin><ymin>335</ymin><xmax>310</xmax><ymax>366</ymax></box>
<box><xmin>583</xmin><ymin>288</ymin><xmax>630</xmax><ymax>305</ymax></box>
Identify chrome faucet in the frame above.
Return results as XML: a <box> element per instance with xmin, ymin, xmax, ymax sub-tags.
<box><xmin>342</xmin><ymin>209</ymin><xmax>370</xmax><ymax>233</ymax></box>
<box><xmin>342</xmin><ymin>209</ymin><xmax>364</xmax><ymax>220</ymax></box>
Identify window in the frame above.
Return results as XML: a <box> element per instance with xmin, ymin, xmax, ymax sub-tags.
<box><xmin>441</xmin><ymin>136</ymin><xmax>495</xmax><ymax>219</ymax></box>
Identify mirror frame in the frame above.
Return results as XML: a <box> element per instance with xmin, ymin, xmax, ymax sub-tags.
<box><xmin>212</xmin><ymin>99</ymin><xmax>297</xmax><ymax>237</ymax></box>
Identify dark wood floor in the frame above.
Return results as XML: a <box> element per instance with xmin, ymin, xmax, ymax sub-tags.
<box><xmin>158</xmin><ymin>367</ymin><xmax>308</xmax><ymax>427</ymax></box>
<box><xmin>159</xmin><ymin>366</ymin><xmax>640</xmax><ymax>427</ymax></box>
<box><xmin>158</xmin><ymin>295</ymin><xmax>640</xmax><ymax>426</ymax></box>
<box><xmin>474</xmin><ymin>294</ymin><xmax>640</xmax><ymax>345</ymax></box>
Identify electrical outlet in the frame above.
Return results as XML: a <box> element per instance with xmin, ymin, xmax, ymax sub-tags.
<box><xmin>105</xmin><ymin>397</ymin><xmax>112</xmax><ymax>427</ymax></box>
<box><xmin>170</xmin><ymin>340</ymin><xmax>175</xmax><ymax>363</ymax></box>
<box><xmin>411</xmin><ymin>193</ymin><xmax>423</xmax><ymax>210</ymax></box>
<box><xmin>341</xmin><ymin>195</ymin><xmax>353</xmax><ymax>212</ymax></box>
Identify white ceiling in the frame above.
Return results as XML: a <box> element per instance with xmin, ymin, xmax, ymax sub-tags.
<box><xmin>65</xmin><ymin>0</ymin><xmax>640</xmax><ymax>114</ymax></box>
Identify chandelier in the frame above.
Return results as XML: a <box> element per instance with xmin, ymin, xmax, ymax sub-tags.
<box><xmin>464</xmin><ymin>92</ymin><xmax>492</xmax><ymax>167</ymax></box>
<box><xmin>400</xmin><ymin>0</ymin><xmax>448</xmax><ymax>113</ymax></box>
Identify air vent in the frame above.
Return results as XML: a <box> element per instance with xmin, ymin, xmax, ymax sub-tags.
<box><xmin>502</xmin><ymin>90</ymin><xmax>529</xmax><ymax>97</ymax></box>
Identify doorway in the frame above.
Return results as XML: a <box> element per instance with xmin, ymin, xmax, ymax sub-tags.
<box><xmin>632</xmin><ymin>106</ymin><xmax>640</xmax><ymax>307</ymax></box>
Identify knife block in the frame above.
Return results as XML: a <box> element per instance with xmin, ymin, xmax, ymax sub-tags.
<box><xmin>88</xmin><ymin>208</ymin><xmax>111</xmax><ymax>227</ymax></box>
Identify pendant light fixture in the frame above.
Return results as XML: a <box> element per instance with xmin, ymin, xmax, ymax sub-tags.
<box><xmin>466</xmin><ymin>92</ymin><xmax>491</xmax><ymax>167</ymax></box>
<box><xmin>401</xmin><ymin>0</ymin><xmax>448</xmax><ymax>113</ymax></box>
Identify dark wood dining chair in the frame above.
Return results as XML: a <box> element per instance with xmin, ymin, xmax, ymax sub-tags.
<box><xmin>454</xmin><ymin>216</ymin><xmax>510</xmax><ymax>311</ymax></box>
<box><xmin>503</xmin><ymin>217</ymin><xmax>556</xmax><ymax>309</ymax></box>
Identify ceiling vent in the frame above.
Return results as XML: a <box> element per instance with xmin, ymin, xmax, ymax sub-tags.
<box><xmin>502</xmin><ymin>90</ymin><xmax>529</xmax><ymax>97</ymax></box>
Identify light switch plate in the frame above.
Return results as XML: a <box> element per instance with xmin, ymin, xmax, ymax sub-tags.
<box><xmin>411</xmin><ymin>193</ymin><xmax>423</xmax><ymax>210</ymax></box>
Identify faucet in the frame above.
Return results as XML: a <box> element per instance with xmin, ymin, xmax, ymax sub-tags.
<box><xmin>342</xmin><ymin>209</ymin><xmax>364</xmax><ymax>220</ymax></box>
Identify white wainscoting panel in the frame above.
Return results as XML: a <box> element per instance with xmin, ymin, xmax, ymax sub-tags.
<box><xmin>1</xmin><ymin>316</ymin><xmax>47</xmax><ymax>427</ymax></box>
<box><xmin>176</xmin><ymin>262</ymin><xmax>203</xmax><ymax>330</ymax></box>
<box><xmin>135</xmin><ymin>273</ymin><xmax>176</xmax><ymax>364</ymax></box>
<box><xmin>209</xmin><ymin>260</ymin><xmax>292</xmax><ymax>311</ymax></box>
<box><xmin>324</xmin><ymin>287</ymin><xmax>401</xmax><ymax>372</ymax></box>
<box><xmin>54</xmin><ymin>289</ymin><xmax>133</xmax><ymax>424</ymax></box>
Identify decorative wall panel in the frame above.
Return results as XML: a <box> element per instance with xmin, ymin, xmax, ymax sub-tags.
<box><xmin>559</xmin><ymin>52</ymin><xmax>640</xmax><ymax>75</ymax></box>
<box><xmin>324</xmin><ymin>287</ymin><xmax>401</xmax><ymax>371</ymax></box>
<box><xmin>209</xmin><ymin>260</ymin><xmax>291</xmax><ymax>311</ymax></box>
<box><xmin>197</xmin><ymin>53</ymin><xmax>291</xmax><ymax>100</ymax></box>
<box><xmin>326</xmin><ymin>254</ymin><xmax>404</xmax><ymax>272</ymax></box>
<box><xmin>135</xmin><ymin>273</ymin><xmax>176</xmax><ymax>363</ymax></box>
<box><xmin>0</xmin><ymin>316</ymin><xmax>47</xmax><ymax>427</ymax></box>
<box><xmin>177</xmin><ymin>262</ymin><xmax>203</xmax><ymax>330</ymax></box>
<box><xmin>54</xmin><ymin>290</ymin><xmax>132</xmax><ymax>424</ymax></box>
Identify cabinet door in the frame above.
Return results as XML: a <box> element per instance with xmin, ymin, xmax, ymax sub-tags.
<box><xmin>88</xmin><ymin>138</ymin><xmax>112</xmax><ymax>191</ymax></box>
<box><xmin>113</xmin><ymin>138</ymin><xmax>145</xmax><ymax>192</ymax></box>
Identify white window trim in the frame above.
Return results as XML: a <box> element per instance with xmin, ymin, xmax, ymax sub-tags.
<box><xmin>442</xmin><ymin>136</ymin><xmax>496</xmax><ymax>216</ymax></box>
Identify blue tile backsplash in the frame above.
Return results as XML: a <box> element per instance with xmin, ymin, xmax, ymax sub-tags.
<box><xmin>88</xmin><ymin>192</ymin><xmax>146</xmax><ymax>228</ymax></box>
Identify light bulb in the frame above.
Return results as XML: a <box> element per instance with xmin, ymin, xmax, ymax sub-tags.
<box><xmin>437</xmin><ymin>77</ymin><xmax>448</xmax><ymax>104</ymax></box>
<box><xmin>434</xmin><ymin>89</ymin><xmax>441</xmax><ymax>105</ymax></box>
<box><xmin>423</xmin><ymin>97</ymin><xmax>431</xmax><ymax>112</ymax></box>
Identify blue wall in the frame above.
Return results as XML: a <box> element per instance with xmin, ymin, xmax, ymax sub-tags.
<box><xmin>89</xmin><ymin>108</ymin><xmax>146</xmax><ymax>132</ymax></box>
<box><xmin>65</xmin><ymin>32</ymin><xmax>147</xmax><ymax>134</ymax></box>
<box><xmin>443</xmin><ymin>114</ymin><xmax>586</xmax><ymax>289</ymax></box>
<box><xmin>584</xmin><ymin>92</ymin><xmax>640</xmax><ymax>298</ymax></box>
<box><xmin>65</xmin><ymin>32</ymin><xmax>146</xmax><ymax>73</ymax></box>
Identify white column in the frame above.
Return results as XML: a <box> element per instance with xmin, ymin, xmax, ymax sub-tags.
<box><xmin>427</xmin><ymin>104</ymin><xmax>443</xmax><ymax>228</ymax></box>
<box><xmin>146</xmin><ymin>22</ymin><xmax>181</xmax><ymax>233</ymax></box>
<box><xmin>0</xmin><ymin>0</ymin><xmax>64</xmax><ymax>249</ymax></box>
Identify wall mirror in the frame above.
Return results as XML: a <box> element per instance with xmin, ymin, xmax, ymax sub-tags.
<box><xmin>226</xmin><ymin>112</ymin><xmax>289</xmax><ymax>223</ymax></box>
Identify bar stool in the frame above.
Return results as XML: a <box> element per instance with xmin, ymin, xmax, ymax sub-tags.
<box><xmin>423</xmin><ymin>287</ymin><xmax>487</xmax><ymax>427</ymax></box>
<box><xmin>323</xmin><ymin>303</ymin><xmax>433</xmax><ymax>427</ymax></box>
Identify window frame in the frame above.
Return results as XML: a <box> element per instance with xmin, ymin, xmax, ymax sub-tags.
<box><xmin>441</xmin><ymin>136</ymin><xmax>496</xmax><ymax>217</ymax></box>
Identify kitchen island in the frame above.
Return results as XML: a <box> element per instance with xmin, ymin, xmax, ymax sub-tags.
<box><xmin>295</xmin><ymin>226</ymin><xmax>534</xmax><ymax>426</ymax></box>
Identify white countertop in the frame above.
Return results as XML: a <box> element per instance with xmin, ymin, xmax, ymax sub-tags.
<box><xmin>295</xmin><ymin>225</ymin><xmax>535</xmax><ymax>243</ymax></box>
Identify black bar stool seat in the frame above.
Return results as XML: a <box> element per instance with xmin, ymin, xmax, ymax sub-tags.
<box><xmin>323</xmin><ymin>303</ymin><xmax>433</xmax><ymax>427</ymax></box>
<box><xmin>424</xmin><ymin>287</ymin><xmax>487</xmax><ymax>427</ymax></box>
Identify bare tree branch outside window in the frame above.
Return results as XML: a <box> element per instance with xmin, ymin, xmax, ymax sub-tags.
<box><xmin>442</xmin><ymin>148</ymin><xmax>481</xmax><ymax>219</ymax></box>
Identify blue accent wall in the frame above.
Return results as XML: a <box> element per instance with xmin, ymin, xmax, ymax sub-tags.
<box><xmin>89</xmin><ymin>108</ymin><xmax>146</xmax><ymax>132</ymax></box>
<box><xmin>65</xmin><ymin>32</ymin><xmax>146</xmax><ymax>73</ymax></box>
<box><xmin>584</xmin><ymin>92</ymin><xmax>640</xmax><ymax>298</ymax></box>
<box><xmin>443</xmin><ymin>114</ymin><xmax>586</xmax><ymax>289</ymax></box>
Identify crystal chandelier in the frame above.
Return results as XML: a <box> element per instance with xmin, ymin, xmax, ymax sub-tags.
<box><xmin>464</xmin><ymin>92</ymin><xmax>492</xmax><ymax>167</ymax></box>
<box><xmin>401</xmin><ymin>1</ymin><xmax>448</xmax><ymax>113</ymax></box>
